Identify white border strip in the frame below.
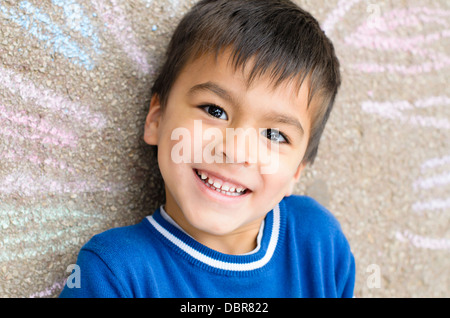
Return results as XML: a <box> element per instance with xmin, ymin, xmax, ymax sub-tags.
<box><xmin>147</xmin><ymin>205</ymin><xmax>280</xmax><ymax>272</ymax></box>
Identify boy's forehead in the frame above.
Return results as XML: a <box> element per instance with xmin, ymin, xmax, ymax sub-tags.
<box><xmin>179</xmin><ymin>51</ymin><xmax>312</xmax><ymax>110</ymax></box>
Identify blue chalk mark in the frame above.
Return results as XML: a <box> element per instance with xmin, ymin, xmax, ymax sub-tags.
<box><xmin>52</xmin><ymin>0</ymin><xmax>101</xmax><ymax>54</ymax></box>
<box><xmin>0</xmin><ymin>205</ymin><xmax>106</xmax><ymax>230</ymax></box>
<box><xmin>0</xmin><ymin>205</ymin><xmax>108</xmax><ymax>262</ymax></box>
<box><xmin>0</xmin><ymin>1</ymin><xmax>101</xmax><ymax>70</ymax></box>
<box><xmin>0</xmin><ymin>224</ymin><xmax>93</xmax><ymax>262</ymax></box>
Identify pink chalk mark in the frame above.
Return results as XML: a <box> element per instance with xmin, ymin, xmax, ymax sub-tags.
<box><xmin>413</xmin><ymin>172</ymin><xmax>450</xmax><ymax>191</ymax></box>
<box><xmin>29</xmin><ymin>279</ymin><xmax>66</xmax><ymax>298</ymax></box>
<box><xmin>411</xmin><ymin>156</ymin><xmax>450</xmax><ymax>213</ymax></box>
<box><xmin>0</xmin><ymin>103</ymin><xmax>78</xmax><ymax>147</ymax></box>
<box><xmin>92</xmin><ymin>0</ymin><xmax>151</xmax><ymax>74</ymax></box>
<box><xmin>0</xmin><ymin>119</ymin><xmax>72</xmax><ymax>147</ymax></box>
<box><xmin>1</xmin><ymin>148</ymin><xmax>76</xmax><ymax>174</ymax></box>
<box><xmin>344</xmin><ymin>6</ymin><xmax>450</xmax><ymax>74</ymax></box>
<box><xmin>0</xmin><ymin>172</ymin><xmax>121</xmax><ymax>196</ymax></box>
<box><xmin>361</xmin><ymin>96</ymin><xmax>450</xmax><ymax>129</ymax></box>
<box><xmin>345</xmin><ymin>7</ymin><xmax>450</xmax><ymax>48</ymax></box>
<box><xmin>396</xmin><ymin>230</ymin><xmax>450</xmax><ymax>251</ymax></box>
<box><xmin>420</xmin><ymin>155</ymin><xmax>450</xmax><ymax>172</ymax></box>
<box><xmin>412</xmin><ymin>198</ymin><xmax>450</xmax><ymax>212</ymax></box>
<box><xmin>353</xmin><ymin>57</ymin><xmax>450</xmax><ymax>74</ymax></box>
<box><xmin>322</xmin><ymin>0</ymin><xmax>363</xmax><ymax>35</ymax></box>
<box><xmin>0</xmin><ymin>67</ymin><xmax>106</xmax><ymax>128</ymax></box>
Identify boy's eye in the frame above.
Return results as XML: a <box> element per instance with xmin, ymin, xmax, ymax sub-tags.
<box><xmin>262</xmin><ymin>129</ymin><xmax>288</xmax><ymax>144</ymax></box>
<box><xmin>200</xmin><ymin>104</ymin><xmax>228</xmax><ymax>120</ymax></box>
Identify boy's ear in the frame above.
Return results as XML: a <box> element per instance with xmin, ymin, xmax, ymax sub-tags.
<box><xmin>285</xmin><ymin>162</ymin><xmax>307</xmax><ymax>197</ymax></box>
<box><xmin>143</xmin><ymin>94</ymin><xmax>162</xmax><ymax>146</ymax></box>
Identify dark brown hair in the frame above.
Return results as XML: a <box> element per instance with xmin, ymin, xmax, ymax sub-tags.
<box><xmin>151</xmin><ymin>0</ymin><xmax>341</xmax><ymax>165</ymax></box>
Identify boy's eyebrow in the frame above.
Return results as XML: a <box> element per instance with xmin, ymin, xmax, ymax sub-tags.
<box><xmin>187</xmin><ymin>81</ymin><xmax>241</xmax><ymax>109</ymax></box>
<box><xmin>262</xmin><ymin>111</ymin><xmax>305</xmax><ymax>136</ymax></box>
<box><xmin>188</xmin><ymin>81</ymin><xmax>304</xmax><ymax>136</ymax></box>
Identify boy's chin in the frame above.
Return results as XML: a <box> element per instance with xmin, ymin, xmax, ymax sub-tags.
<box><xmin>188</xmin><ymin>215</ymin><xmax>241</xmax><ymax>237</ymax></box>
<box><xmin>184</xmin><ymin>208</ymin><xmax>249</xmax><ymax>236</ymax></box>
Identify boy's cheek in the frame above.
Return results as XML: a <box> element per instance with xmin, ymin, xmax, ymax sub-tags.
<box><xmin>262</xmin><ymin>159</ymin><xmax>303</xmax><ymax>194</ymax></box>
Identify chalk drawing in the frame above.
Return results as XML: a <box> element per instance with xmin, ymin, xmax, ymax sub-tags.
<box><xmin>412</xmin><ymin>198</ymin><xmax>450</xmax><ymax>213</ymax></box>
<box><xmin>0</xmin><ymin>104</ymin><xmax>78</xmax><ymax>148</ymax></box>
<box><xmin>361</xmin><ymin>95</ymin><xmax>450</xmax><ymax>130</ymax></box>
<box><xmin>1</xmin><ymin>147</ymin><xmax>76</xmax><ymax>174</ymax></box>
<box><xmin>29</xmin><ymin>279</ymin><xmax>67</xmax><ymax>298</ymax></box>
<box><xmin>0</xmin><ymin>205</ymin><xmax>106</xmax><ymax>229</ymax></box>
<box><xmin>343</xmin><ymin>5</ymin><xmax>450</xmax><ymax>252</ymax></box>
<box><xmin>92</xmin><ymin>0</ymin><xmax>151</xmax><ymax>74</ymax></box>
<box><xmin>0</xmin><ymin>67</ymin><xmax>106</xmax><ymax>128</ymax></box>
<box><xmin>395</xmin><ymin>231</ymin><xmax>450</xmax><ymax>251</ymax></box>
<box><xmin>0</xmin><ymin>205</ymin><xmax>109</xmax><ymax>262</ymax></box>
<box><xmin>0</xmin><ymin>1</ymin><xmax>101</xmax><ymax>70</ymax></box>
<box><xmin>395</xmin><ymin>154</ymin><xmax>450</xmax><ymax>249</ymax></box>
<box><xmin>141</xmin><ymin>0</ymin><xmax>181</xmax><ymax>17</ymax></box>
<box><xmin>322</xmin><ymin>0</ymin><xmax>363</xmax><ymax>35</ymax></box>
<box><xmin>420</xmin><ymin>155</ymin><xmax>450</xmax><ymax>172</ymax></box>
<box><xmin>52</xmin><ymin>0</ymin><xmax>101</xmax><ymax>54</ymax></box>
<box><xmin>344</xmin><ymin>6</ymin><xmax>450</xmax><ymax>74</ymax></box>
<box><xmin>1</xmin><ymin>224</ymin><xmax>92</xmax><ymax>262</ymax></box>
<box><xmin>413</xmin><ymin>173</ymin><xmax>450</xmax><ymax>191</ymax></box>
<box><xmin>0</xmin><ymin>66</ymin><xmax>105</xmax><ymax>197</ymax></box>
<box><xmin>0</xmin><ymin>172</ymin><xmax>121</xmax><ymax>197</ymax></box>
<box><xmin>411</xmin><ymin>154</ymin><xmax>450</xmax><ymax>213</ymax></box>
<box><xmin>0</xmin><ymin>120</ymin><xmax>71</xmax><ymax>148</ymax></box>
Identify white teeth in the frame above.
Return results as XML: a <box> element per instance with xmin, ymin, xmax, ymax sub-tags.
<box><xmin>196</xmin><ymin>170</ymin><xmax>247</xmax><ymax>195</ymax></box>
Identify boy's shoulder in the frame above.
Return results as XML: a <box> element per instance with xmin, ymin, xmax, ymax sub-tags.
<box><xmin>281</xmin><ymin>195</ymin><xmax>349</xmax><ymax>244</ymax></box>
<box><xmin>80</xmin><ymin>218</ymin><xmax>156</xmax><ymax>263</ymax></box>
<box><xmin>61</xmin><ymin>219</ymin><xmax>160</xmax><ymax>297</ymax></box>
<box><xmin>280</xmin><ymin>195</ymin><xmax>355</xmax><ymax>298</ymax></box>
<box><xmin>282</xmin><ymin>195</ymin><xmax>340</xmax><ymax>224</ymax></box>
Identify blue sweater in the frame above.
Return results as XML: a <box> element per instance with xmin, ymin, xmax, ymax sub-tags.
<box><xmin>60</xmin><ymin>195</ymin><xmax>355</xmax><ymax>298</ymax></box>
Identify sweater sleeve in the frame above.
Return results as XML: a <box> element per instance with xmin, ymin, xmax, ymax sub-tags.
<box><xmin>339</xmin><ymin>252</ymin><xmax>356</xmax><ymax>298</ymax></box>
<box><xmin>333</xmin><ymin>220</ymin><xmax>356</xmax><ymax>298</ymax></box>
<box><xmin>59</xmin><ymin>248</ymin><xmax>128</xmax><ymax>298</ymax></box>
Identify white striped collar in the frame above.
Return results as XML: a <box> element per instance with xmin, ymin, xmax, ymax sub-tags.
<box><xmin>159</xmin><ymin>204</ymin><xmax>265</xmax><ymax>255</ymax></box>
<box><xmin>146</xmin><ymin>204</ymin><xmax>281</xmax><ymax>272</ymax></box>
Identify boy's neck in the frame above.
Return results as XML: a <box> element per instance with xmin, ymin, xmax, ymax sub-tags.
<box><xmin>163</xmin><ymin>202</ymin><xmax>264</xmax><ymax>255</ymax></box>
<box><xmin>189</xmin><ymin>223</ymin><xmax>262</xmax><ymax>255</ymax></box>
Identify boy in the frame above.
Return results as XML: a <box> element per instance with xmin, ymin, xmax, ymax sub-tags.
<box><xmin>60</xmin><ymin>0</ymin><xmax>355</xmax><ymax>298</ymax></box>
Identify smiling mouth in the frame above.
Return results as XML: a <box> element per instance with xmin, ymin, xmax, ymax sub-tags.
<box><xmin>194</xmin><ymin>169</ymin><xmax>249</xmax><ymax>197</ymax></box>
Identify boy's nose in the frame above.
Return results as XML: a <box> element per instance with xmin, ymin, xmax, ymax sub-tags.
<box><xmin>216</xmin><ymin>127</ymin><xmax>259</xmax><ymax>166</ymax></box>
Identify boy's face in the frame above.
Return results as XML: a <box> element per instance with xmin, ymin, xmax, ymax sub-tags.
<box><xmin>144</xmin><ymin>52</ymin><xmax>311</xmax><ymax>244</ymax></box>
